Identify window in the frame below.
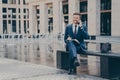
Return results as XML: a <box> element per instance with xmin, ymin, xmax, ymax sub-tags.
<box><xmin>27</xmin><ymin>21</ymin><xmax>29</xmax><ymax>28</ymax></box>
<box><xmin>19</xmin><ymin>20</ymin><xmax>21</xmax><ymax>33</ymax></box>
<box><xmin>48</xmin><ymin>6</ymin><xmax>53</xmax><ymax>15</ymax></box>
<box><xmin>8</xmin><ymin>20</ymin><xmax>11</xmax><ymax>24</ymax></box>
<box><xmin>18</xmin><ymin>8</ymin><xmax>20</xmax><ymax>13</ymax></box>
<box><xmin>2</xmin><ymin>8</ymin><xmax>7</xmax><ymax>13</ymax></box>
<box><xmin>80</xmin><ymin>1</ymin><xmax>87</xmax><ymax>13</ymax></box>
<box><xmin>19</xmin><ymin>15</ymin><xmax>21</xmax><ymax>19</ymax></box>
<box><xmin>23</xmin><ymin>0</ymin><xmax>26</xmax><ymax>4</ymax></box>
<box><xmin>37</xmin><ymin>9</ymin><xmax>39</xmax><ymax>14</ymax></box>
<box><xmin>23</xmin><ymin>9</ymin><xmax>26</xmax><ymax>13</ymax></box>
<box><xmin>8</xmin><ymin>15</ymin><xmax>11</xmax><ymax>18</ymax></box>
<box><xmin>3</xmin><ymin>15</ymin><xmax>7</xmax><ymax>18</ymax></box>
<box><xmin>24</xmin><ymin>15</ymin><xmax>26</xmax><ymax>19</ymax></box>
<box><xmin>101</xmin><ymin>0</ymin><xmax>111</xmax><ymax>10</ymax></box>
<box><xmin>8</xmin><ymin>8</ymin><xmax>16</xmax><ymax>13</ymax></box>
<box><xmin>12</xmin><ymin>0</ymin><xmax>16</xmax><ymax>4</ymax></box>
<box><xmin>37</xmin><ymin>16</ymin><xmax>39</xmax><ymax>19</ymax></box>
<box><xmin>63</xmin><ymin>4</ymin><xmax>68</xmax><ymax>14</ymax></box>
<box><xmin>12</xmin><ymin>20</ymin><xmax>16</xmax><ymax>33</ymax></box>
<box><xmin>64</xmin><ymin>16</ymin><xmax>68</xmax><ymax>24</ymax></box>
<box><xmin>12</xmin><ymin>15</ymin><xmax>16</xmax><ymax>18</ymax></box>
<box><xmin>12</xmin><ymin>8</ymin><xmax>16</xmax><ymax>13</ymax></box>
<box><xmin>48</xmin><ymin>18</ymin><xmax>53</xmax><ymax>33</ymax></box>
<box><xmin>18</xmin><ymin>0</ymin><xmax>20</xmax><ymax>4</ymax></box>
<box><xmin>2</xmin><ymin>0</ymin><xmax>7</xmax><ymax>3</ymax></box>
<box><xmin>24</xmin><ymin>21</ymin><xmax>26</xmax><ymax>33</ymax></box>
<box><xmin>3</xmin><ymin>20</ymin><xmax>7</xmax><ymax>33</ymax></box>
<box><xmin>100</xmin><ymin>13</ymin><xmax>111</xmax><ymax>36</ymax></box>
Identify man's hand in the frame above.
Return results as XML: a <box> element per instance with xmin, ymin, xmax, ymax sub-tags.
<box><xmin>67</xmin><ymin>36</ymin><xmax>72</xmax><ymax>41</ymax></box>
<box><xmin>78</xmin><ymin>20</ymin><xmax>83</xmax><ymax>29</ymax></box>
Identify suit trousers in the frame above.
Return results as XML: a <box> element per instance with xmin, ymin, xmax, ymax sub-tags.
<box><xmin>67</xmin><ymin>40</ymin><xmax>78</xmax><ymax>69</ymax></box>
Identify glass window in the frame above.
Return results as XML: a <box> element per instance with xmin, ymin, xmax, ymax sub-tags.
<box><xmin>8</xmin><ymin>8</ymin><xmax>16</xmax><ymax>13</ymax></box>
<box><xmin>8</xmin><ymin>15</ymin><xmax>11</xmax><ymax>18</ymax></box>
<box><xmin>12</xmin><ymin>20</ymin><xmax>16</xmax><ymax>33</ymax></box>
<box><xmin>19</xmin><ymin>20</ymin><xmax>21</xmax><ymax>33</ymax></box>
<box><xmin>23</xmin><ymin>9</ymin><xmax>26</xmax><ymax>13</ymax></box>
<box><xmin>2</xmin><ymin>0</ymin><xmax>7</xmax><ymax>3</ymax></box>
<box><xmin>12</xmin><ymin>8</ymin><xmax>16</xmax><ymax>13</ymax></box>
<box><xmin>2</xmin><ymin>8</ymin><xmax>7</xmax><ymax>13</ymax></box>
<box><xmin>37</xmin><ymin>9</ymin><xmax>39</xmax><ymax>14</ymax></box>
<box><xmin>27</xmin><ymin>21</ymin><xmax>29</xmax><ymax>28</ymax></box>
<box><xmin>101</xmin><ymin>0</ymin><xmax>111</xmax><ymax>10</ymax></box>
<box><xmin>24</xmin><ymin>15</ymin><xmax>26</xmax><ymax>19</ymax></box>
<box><xmin>12</xmin><ymin>0</ymin><xmax>16</xmax><ymax>4</ymax></box>
<box><xmin>3</xmin><ymin>20</ymin><xmax>7</xmax><ymax>33</ymax></box>
<box><xmin>18</xmin><ymin>0</ymin><xmax>20</xmax><ymax>4</ymax></box>
<box><xmin>23</xmin><ymin>0</ymin><xmax>26</xmax><ymax>4</ymax></box>
<box><xmin>8</xmin><ymin>20</ymin><xmax>11</xmax><ymax>24</ymax></box>
<box><xmin>19</xmin><ymin>15</ymin><xmax>21</xmax><ymax>19</ymax></box>
<box><xmin>24</xmin><ymin>20</ymin><xmax>26</xmax><ymax>33</ymax></box>
<box><xmin>80</xmin><ymin>1</ymin><xmax>87</xmax><ymax>12</ymax></box>
<box><xmin>63</xmin><ymin>4</ymin><xmax>68</xmax><ymax>14</ymax></box>
<box><xmin>3</xmin><ymin>15</ymin><xmax>7</xmax><ymax>18</ymax></box>
<box><xmin>101</xmin><ymin>13</ymin><xmax>111</xmax><ymax>36</ymax></box>
<box><xmin>12</xmin><ymin>15</ymin><xmax>16</xmax><ymax>18</ymax></box>
<box><xmin>18</xmin><ymin>8</ymin><xmax>20</xmax><ymax>13</ymax></box>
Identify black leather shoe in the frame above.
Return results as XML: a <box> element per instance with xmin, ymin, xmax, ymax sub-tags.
<box><xmin>68</xmin><ymin>69</ymin><xmax>75</xmax><ymax>75</ymax></box>
<box><xmin>68</xmin><ymin>69</ymin><xmax>72</xmax><ymax>75</ymax></box>
<box><xmin>74</xmin><ymin>59</ymin><xmax>80</xmax><ymax>67</ymax></box>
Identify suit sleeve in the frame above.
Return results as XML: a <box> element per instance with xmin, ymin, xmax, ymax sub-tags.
<box><xmin>64</xmin><ymin>26</ymin><xmax>68</xmax><ymax>43</ymax></box>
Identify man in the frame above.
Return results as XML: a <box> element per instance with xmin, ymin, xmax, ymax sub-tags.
<box><xmin>64</xmin><ymin>12</ymin><xmax>89</xmax><ymax>74</ymax></box>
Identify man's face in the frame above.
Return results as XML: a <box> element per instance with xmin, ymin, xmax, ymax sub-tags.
<box><xmin>73</xmin><ymin>15</ymin><xmax>80</xmax><ymax>24</ymax></box>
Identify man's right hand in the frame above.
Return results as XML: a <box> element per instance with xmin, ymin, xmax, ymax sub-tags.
<box><xmin>67</xmin><ymin>36</ymin><xmax>72</xmax><ymax>41</ymax></box>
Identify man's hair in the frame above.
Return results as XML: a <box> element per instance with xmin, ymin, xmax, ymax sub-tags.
<box><xmin>73</xmin><ymin>12</ymin><xmax>81</xmax><ymax>19</ymax></box>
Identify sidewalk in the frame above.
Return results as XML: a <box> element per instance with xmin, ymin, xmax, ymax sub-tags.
<box><xmin>0</xmin><ymin>58</ymin><xmax>108</xmax><ymax>80</ymax></box>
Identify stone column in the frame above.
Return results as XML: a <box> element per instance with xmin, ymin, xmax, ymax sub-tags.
<box><xmin>88</xmin><ymin>0</ymin><xmax>100</xmax><ymax>76</ymax></box>
<box><xmin>112</xmin><ymin>0</ymin><xmax>120</xmax><ymax>36</ymax></box>
<box><xmin>69</xmin><ymin>0</ymin><xmax>79</xmax><ymax>23</ymax></box>
<box><xmin>53</xmin><ymin>0</ymin><xmax>62</xmax><ymax>34</ymax></box>
<box><xmin>16</xmin><ymin>0</ymin><xmax>19</xmax><ymax>34</ymax></box>
<box><xmin>29</xmin><ymin>4</ymin><xmax>33</xmax><ymax>34</ymax></box>
<box><xmin>88</xmin><ymin>0</ymin><xmax>100</xmax><ymax>35</ymax></box>
<box><xmin>39</xmin><ymin>2</ymin><xmax>48</xmax><ymax>34</ymax></box>
<box><xmin>111</xmin><ymin>0</ymin><xmax>120</xmax><ymax>52</ymax></box>
<box><xmin>20</xmin><ymin>0</ymin><xmax>24</xmax><ymax>34</ymax></box>
<box><xmin>0</xmin><ymin>0</ymin><xmax>2</xmax><ymax>34</ymax></box>
<box><xmin>29</xmin><ymin>4</ymin><xmax>37</xmax><ymax>34</ymax></box>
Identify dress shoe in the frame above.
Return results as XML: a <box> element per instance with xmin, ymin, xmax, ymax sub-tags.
<box><xmin>68</xmin><ymin>69</ymin><xmax>76</xmax><ymax>75</ymax></box>
<box><xmin>74</xmin><ymin>59</ymin><xmax>80</xmax><ymax>67</ymax></box>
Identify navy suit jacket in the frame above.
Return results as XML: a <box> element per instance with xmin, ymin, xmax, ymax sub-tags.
<box><xmin>64</xmin><ymin>24</ymin><xmax>89</xmax><ymax>52</ymax></box>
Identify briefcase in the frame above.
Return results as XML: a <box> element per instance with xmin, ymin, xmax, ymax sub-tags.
<box><xmin>56</xmin><ymin>50</ymin><xmax>69</xmax><ymax>70</ymax></box>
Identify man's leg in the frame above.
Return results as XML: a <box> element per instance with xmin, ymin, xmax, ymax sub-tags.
<box><xmin>67</xmin><ymin>41</ymin><xmax>77</xmax><ymax>58</ymax></box>
<box><xmin>67</xmin><ymin>41</ymin><xmax>77</xmax><ymax>74</ymax></box>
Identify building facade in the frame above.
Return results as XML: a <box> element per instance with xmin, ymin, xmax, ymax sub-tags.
<box><xmin>1</xmin><ymin>0</ymin><xmax>120</xmax><ymax>36</ymax></box>
<box><xmin>0</xmin><ymin>0</ymin><xmax>29</xmax><ymax>34</ymax></box>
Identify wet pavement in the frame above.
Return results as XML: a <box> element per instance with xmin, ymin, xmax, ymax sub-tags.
<box><xmin>0</xmin><ymin>58</ymin><xmax>107</xmax><ymax>80</ymax></box>
<box><xmin>0</xmin><ymin>37</ymin><xmax>113</xmax><ymax>80</ymax></box>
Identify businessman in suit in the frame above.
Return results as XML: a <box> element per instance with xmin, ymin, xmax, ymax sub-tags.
<box><xmin>64</xmin><ymin>12</ymin><xmax>89</xmax><ymax>74</ymax></box>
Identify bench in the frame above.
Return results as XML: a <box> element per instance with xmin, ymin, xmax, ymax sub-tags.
<box><xmin>56</xmin><ymin>50</ymin><xmax>120</xmax><ymax>79</ymax></box>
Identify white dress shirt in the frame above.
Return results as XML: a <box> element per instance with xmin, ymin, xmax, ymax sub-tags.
<box><xmin>73</xmin><ymin>24</ymin><xmax>79</xmax><ymax>34</ymax></box>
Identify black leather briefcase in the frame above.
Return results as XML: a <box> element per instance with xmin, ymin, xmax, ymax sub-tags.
<box><xmin>56</xmin><ymin>50</ymin><xmax>69</xmax><ymax>70</ymax></box>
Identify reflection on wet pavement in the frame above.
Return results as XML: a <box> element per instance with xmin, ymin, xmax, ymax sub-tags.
<box><xmin>0</xmin><ymin>38</ymin><xmax>109</xmax><ymax>79</ymax></box>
